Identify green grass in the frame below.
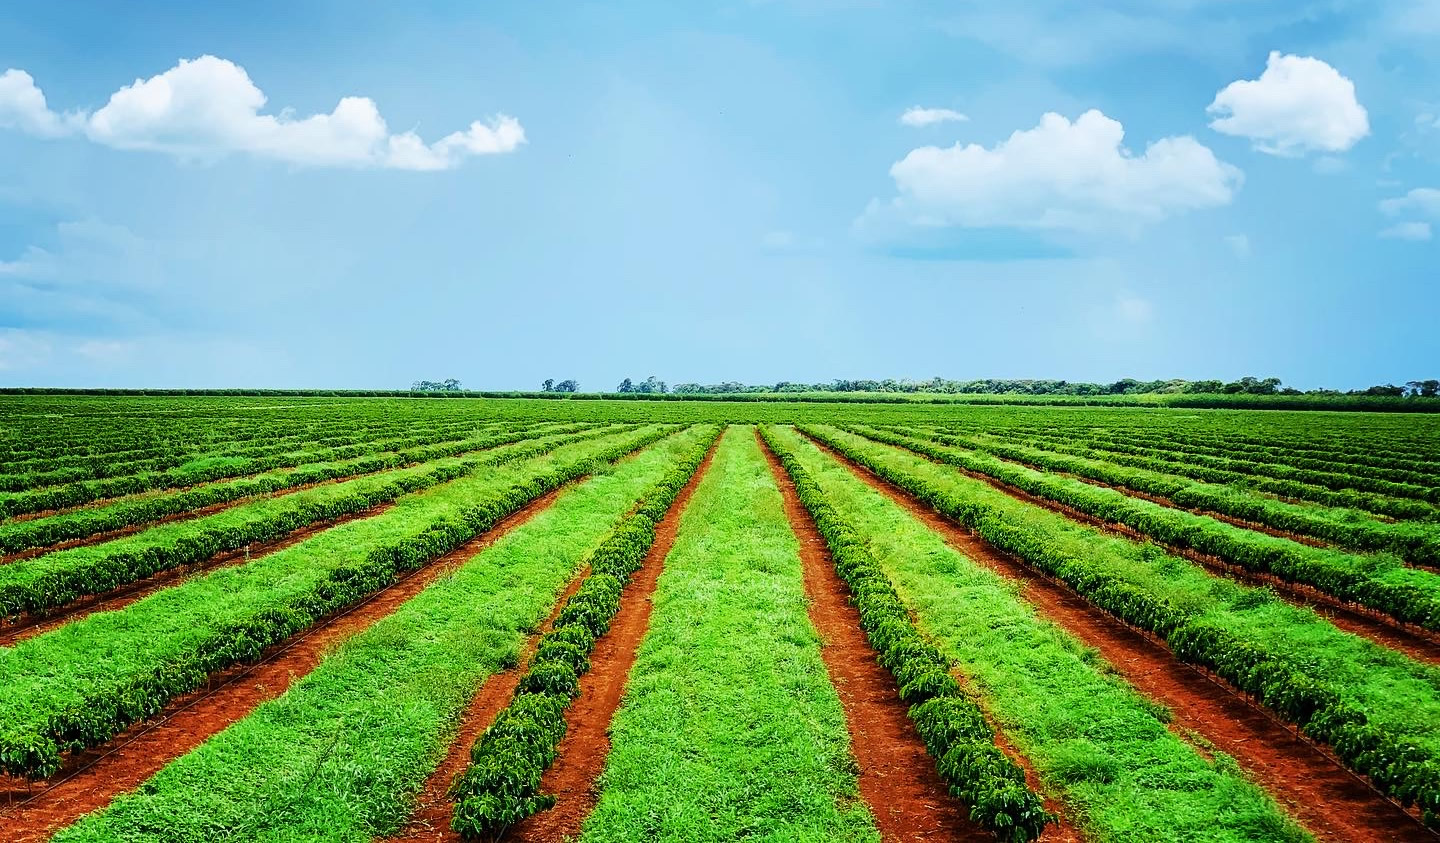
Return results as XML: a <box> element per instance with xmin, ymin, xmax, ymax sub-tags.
<box><xmin>579</xmin><ymin>427</ymin><xmax>880</xmax><ymax>843</ymax></box>
<box><xmin>768</xmin><ymin>426</ymin><xmax>1307</xmax><ymax>842</ymax></box>
<box><xmin>0</xmin><ymin>421</ymin><xmax>569</xmax><ymax>554</ymax></box>
<box><xmin>850</xmin><ymin>425</ymin><xmax>1440</xmax><ymax>628</ymax></box>
<box><xmin>0</xmin><ymin>426</ymin><xmax>667</xmax><ymax>777</ymax></box>
<box><xmin>0</xmin><ymin>425</ymin><xmax>614</xmax><ymax>618</ymax></box>
<box><xmin>53</xmin><ymin>426</ymin><xmax>720</xmax><ymax>843</ymax></box>
<box><xmin>806</xmin><ymin>426</ymin><xmax>1440</xmax><ymax>770</ymax></box>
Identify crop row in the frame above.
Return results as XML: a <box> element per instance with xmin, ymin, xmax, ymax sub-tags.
<box><xmin>761</xmin><ymin>427</ymin><xmax>1052</xmax><ymax>842</ymax></box>
<box><xmin>1037</xmin><ymin>426</ymin><xmax>1440</xmax><ymax>484</ymax></box>
<box><xmin>0</xmin><ymin>420</ymin><xmax>535</xmax><ymax>519</ymax></box>
<box><xmin>574</xmin><ymin>428</ymin><xmax>885</xmax><ymax>842</ymax></box>
<box><xmin>866</xmin><ymin>425</ymin><xmax>1440</xmax><ymax>629</ymax></box>
<box><xmin>897</xmin><ymin>426</ymin><xmax>1440</xmax><ymax>567</ymax></box>
<box><xmin>0</xmin><ymin>422</ymin><xmax>581</xmax><ymax>554</ymax></box>
<box><xmin>0</xmin><ymin>426</ymin><xmax>674</xmax><ymax>780</ymax></box>
<box><xmin>993</xmin><ymin>428</ymin><xmax>1440</xmax><ymax>505</ymax></box>
<box><xmin>803</xmin><ymin>424</ymin><xmax>1440</xmax><ymax>827</ymax></box>
<box><xmin>50</xmin><ymin>426</ymin><xmax>717</xmax><ymax>843</ymax></box>
<box><xmin>449</xmin><ymin>426</ymin><xmax>719</xmax><ymax>837</ymax></box>
<box><xmin>0</xmin><ymin>426</ymin><xmax>616</xmax><ymax>621</ymax></box>
<box><xmin>0</xmin><ymin>417</ymin><xmax>490</xmax><ymax>491</ymax></box>
<box><xmin>976</xmin><ymin>430</ymin><xmax>1436</xmax><ymax>521</ymax></box>
<box><xmin>769</xmin><ymin>425</ymin><xmax>1309</xmax><ymax>842</ymax></box>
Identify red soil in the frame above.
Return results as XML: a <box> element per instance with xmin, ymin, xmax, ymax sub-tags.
<box><xmin>501</xmin><ymin>438</ymin><xmax>721</xmax><ymax>843</ymax></box>
<box><xmin>897</xmin><ymin>438</ymin><xmax>1440</xmax><ymax>666</ymax></box>
<box><xmin>758</xmin><ymin>432</ymin><xmax>1025</xmax><ymax>843</ymax></box>
<box><xmin>0</xmin><ymin>486</ymin><xmax>571</xmax><ymax>842</ymax></box>
<box><xmin>0</xmin><ymin>503</ymin><xmax>396</xmax><ymax>646</ymax></box>
<box><xmin>813</xmin><ymin>437</ymin><xmax>1435</xmax><ymax>843</ymax></box>
<box><xmin>380</xmin><ymin>560</ymin><xmax>592</xmax><ymax>843</ymax></box>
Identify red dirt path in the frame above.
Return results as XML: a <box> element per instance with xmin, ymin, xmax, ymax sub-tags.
<box><xmin>758</xmin><ymin>432</ymin><xmax>1028</xmax><ymax>843</ymax></box>
<box><xmin>811</xmin><ymin>436</ymin><xmax>1435</xmax><ymax>843</ymax></box>
<box><xmin>380</xmin><ymin>557</ymin><xmax>592</xmax><ymax>843</ymax></box>
<box><xmin>499</xmin><ymin>439</ymin><xmax>721</xmax><ymax>843</ymax></box>
<box><xmin>0</xmin><ymin>486</ymin><xmax>571</xmax><ymax>843</ymax></box>
<box><xmin>382</xmin><ymin>439</ymin><xmax>719</xmax><ymax>843</ymax></box>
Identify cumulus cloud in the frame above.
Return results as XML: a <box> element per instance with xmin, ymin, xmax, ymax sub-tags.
<box><xmin>863</xmin><ymin>109</ymin><xmax>1241</xmax><ymax>234</ymax></box>
<box><xmin>899</xmin><ymin>106</ymin><xmax>968</xmax><ymax>127</ymax></box>
<box><xmin>0</xmin><ymin>69</ymin><xmax>75</xmax><ymax>136</ymax></box>
<box><xmin>1207</xmin><ymin>52</ymin><xmax>1368</xmax><ymax>156</ymax></box>
<box><xmin>1379</xmin><ymin>187</ymin><xmax>1440</xmax><ymax>218</ymax></box>
<box><xmin>0</xmin><ymin>56</ymin><xmax>524</xmax><ymax>170</ymax></box>
<box><xmin>1378</xmin><ymin>188</ymin><xmax>1440</xmax><ymax>241</ymax></box>
<box><xmin>1379</xmin><ymin>222</ymin><xmax>1432</xmax><ymax>241</ymax></box>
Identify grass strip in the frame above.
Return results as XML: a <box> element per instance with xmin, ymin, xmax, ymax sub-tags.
<box><xmin>577</xmin><ymin>427</ymin><xmax>881</xmax><ymax>843</ymax></box>
<box><xmin>761</xmin><ymin>426</ymin><xmax>1053</xmax><ymax>842</ymax></box>
<box><xmin>773</xmin><ymin>426</ymin><xmax>1310</xmax><ymax>841</ymax></box>
<box><xmin>0</xmin><ymin>426</ymin><xmax>673</xmax><ymax>780</ymax></box>
<box><xmin>788</xmin><ymin>426</ymin><xmax>1322</xmax><ymax>839</ymax></box>
<box><xmin>804</xmin><ymin>424</ymin><xmax>1440</xmax><ymax>828</ymax></box>
<box><xmin>0</xmin><ymin>426</ymin><xmax>621</xmax><ymax>620</ymax></box>
<box><xmin>448</xmin><ymin>426</ymin><xmax>719</xmax><ymax>837</ymax></box>
<box><xmin>899</xmin><ymin>426</ymin><xmax>1440</xmax><ymax>566</ymax></box>
<box><xmin>0</xmin><ymin>421</ymin><xmax>513</xmax><ymax>518</ymax></box>
<box><xmin>0</xmin><ymin>422</ymin><xmax>575</xmax><ymax>554</ymax></box>
<box><xmin>49</xmin><ymin>426</ymin><xmax>718</xmax><ymax>843</ymax></box>
<box><xmin>858</xmin><ymin>425</ymin><xmax>1440</xmax><ymax>630</ymax></box>
<box><xmin>989</xmin><ymin>429</ymin><xmax>1437</xmax><ymax>521</ymax></box>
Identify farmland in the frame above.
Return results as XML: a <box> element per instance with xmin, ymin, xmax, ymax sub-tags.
<box><xmin>1</xmin><ymin>395</ymin><xmax>1438</xmax><ymax>843</ymax></box>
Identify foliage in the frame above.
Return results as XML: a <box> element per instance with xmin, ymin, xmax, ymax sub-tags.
<box><xmin>761</xmin><ymin>426</ymin><xmax>1053</xmax><ymax>842</ymax></box>
<box><xmin>802</xmin><ymin>424</ymin><xmax>1440</xmax><ymax>829</ymax></box>
<box><xmin>450</xmin><ymin>428</ymin><xmax>719</xmax><ymax>837</ymax></box>
<box><xmin>0</xmin><ymin>427</ymin><xmax>674</xmax><ymax>780</ymax></box>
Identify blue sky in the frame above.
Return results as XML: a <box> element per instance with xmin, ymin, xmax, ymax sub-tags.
<box><xmin>0</xmin><ymin>1</ymin><xmax>1436</xmax><ymax>391</ymax></box>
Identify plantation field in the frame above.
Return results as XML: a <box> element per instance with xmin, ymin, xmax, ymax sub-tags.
<box><xmin>1</xmin><ymin>395</ymin><xmax>1438</xmax><ymax>843</ymax></box>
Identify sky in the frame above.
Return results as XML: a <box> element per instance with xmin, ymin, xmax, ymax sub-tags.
<box><xmin>0</xmin><ymin>1</ymin><xmax>1436</xmax><ymax>391</ymax></box>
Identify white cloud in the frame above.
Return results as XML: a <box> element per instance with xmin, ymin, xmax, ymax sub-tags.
<box><xmin>1224</xmin><ymin>234</ymin><xmax>1251</xmax><ymax>258</ymax></box>
<box><xmin>900</xmin><ymin>106</ymin><xmax>968</xmax><ymax>127</ymax></box>
<box><xmin>864</xmin><ymin>109</ymin><xmax>1241</xmax><ymax>234</ymax></box>
<box><xmin>0</xmin><ymin>70</ymin><xmax>75</xmax><ymax>136</ymax></box>
<box><xmin>1207</xmin><ymin>52</ymin><xmax>1368</xmax><ymax>156</ymax></box>
<box><xmin>1378</xmin><ymin>188</ymin><xmax>1440</xmax><ymax>241</ymax></box>
<box><xmin>1379</xmin><ymin>188</ymin><xmax>1440</xmax><ymax>219</ymax></box>
<box><xmin>1379</xmin><ymin>222</ymin><xmax>1432</xmax><ymax>241</ymax></box>
<box><xmin>0</xmin><ymin>56</ymin><xmax>524</xmax><ymax>170</ymax></box>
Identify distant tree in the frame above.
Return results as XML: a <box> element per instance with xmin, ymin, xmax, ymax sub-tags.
<box><xmin>1354</xmin><ymin>384</ymin><xmax>1406</xmax><ymax>397</ymax></box>
<box><xmin>617</xmin><ymin>378</ymin><xmax>634</xmax><ymax>393</ymax></box>
<box><xmin>542</xmin><ymin>379</ymin><xmax>555</xmax><ymax>392</ymax></box>
<box><xmin>637</xmin><ymin>375</ymin><xmax>668</xmax><ymax>394</ymax></box>
<box><xmin>411</xmin><ymin>379</ymin><xmax>462</xmax><ymax>392</ymax></box>
<box><xmin>1406</xmin><ymin>380</ymin><xmax>1440</xmax><ymax>397</ymax></box>
<box><xmin>554</xmin><ymin>379</ymin><xmax>579</xmax><ymax>393</ymax></box>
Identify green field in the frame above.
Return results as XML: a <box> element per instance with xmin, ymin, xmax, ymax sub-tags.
<box><xmin>1</xmin><ymin>395</ymin><xmax>1437</xmax><ymax>842</ymax></box>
